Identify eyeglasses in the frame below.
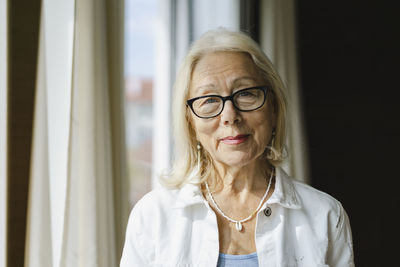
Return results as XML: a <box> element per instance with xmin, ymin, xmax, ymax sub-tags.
<box><xmin>186</xmin><ymin>86</ymin><xmax>269</xmax><ymax>119</ymax></box>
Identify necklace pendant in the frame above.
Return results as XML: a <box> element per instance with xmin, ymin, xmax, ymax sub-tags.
<box><xmin>235</xmin><ymin>222</ymin><xmax>243</xmax><ymax>231</ymax></box>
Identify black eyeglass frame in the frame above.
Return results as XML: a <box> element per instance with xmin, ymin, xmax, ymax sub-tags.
<box><xmin>186</xmin><ymin>86</ymin><xmax>269</xmax><ymax>119</ymax></box>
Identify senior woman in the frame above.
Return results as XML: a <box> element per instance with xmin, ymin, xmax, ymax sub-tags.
<box><xmin>120</xmin><ymin>29</ymin><xmax>354</xmax><ymax>266</ymax></box>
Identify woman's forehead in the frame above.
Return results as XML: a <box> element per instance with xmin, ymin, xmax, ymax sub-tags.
<box><xmin>193</xmin><ymin>51</ymin><xmax>256</xmax><ymax>75</ymax></box>
<box><xmin>190</xmin><ymin>52</ymin><xmax>264</xmax><ymax>94</ymax></box>
<box><xmin>192</xmin><ymin>76</ymin><xmax>258</xmax><ymax>94</ymax></box>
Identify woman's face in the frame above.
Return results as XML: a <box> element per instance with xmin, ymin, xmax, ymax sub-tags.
<box><xmin>189</xmin><ymin>51</ymin><xmax>276</xmax><ymax>168</ymax></box>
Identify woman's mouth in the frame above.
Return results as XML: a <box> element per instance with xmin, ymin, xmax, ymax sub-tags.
<box><xmin>221</xmin><ymin>134</ymin><xmax>249</xmax><ymax>145</ymax></box>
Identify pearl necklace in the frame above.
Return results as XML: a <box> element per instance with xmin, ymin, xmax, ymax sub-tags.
<box><xmin>205</xmin><ymin>168</ymin><xmax>274</xmax><ymax>232</ymax></box>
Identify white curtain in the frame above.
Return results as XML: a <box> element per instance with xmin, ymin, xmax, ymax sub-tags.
<box><xmin>25</xmin><ymin>0</ymin><xmax>127</xmax><ymax>266</ymax></box>
<box><xmin>60</xmin><ymin>0</ymin><xmax>117</xmax><ymax>265</ymax></box>
<box><xmin>260</xmin><ymin>0</ymin><xmax>310</xmax><ymax>183</ymax></box>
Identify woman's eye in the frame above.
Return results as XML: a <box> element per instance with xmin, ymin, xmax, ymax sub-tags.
<box><xmin>203</xmin><ymin>98</ymin><xmax>219</xmax><ymax>104</ymax></box>
<box><xmin>238</xmin><ymin>91</ymin><xmax>255</xmax><ymax>97</ymax></box>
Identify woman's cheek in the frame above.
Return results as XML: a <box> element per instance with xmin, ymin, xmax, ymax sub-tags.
<box><xmin>196</xmin><ymin>124</ymin><xmax>220</xmax><ymax>147</ymax></box>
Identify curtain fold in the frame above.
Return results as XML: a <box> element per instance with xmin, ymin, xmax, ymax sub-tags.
<box><xmin>105</xmin><ymin>0</ymin><xmax>129</xmax><ymax>259</ymax></box>
<box><xmin>260</xmin><ymin>0</ymin><xmax>310</xmax><ymax>183</ymax></box>
<box><xmin>60</xmin><ymin>1</ymin><xmax>117</xmax><ymax>265</ymax></box>
<box><xmin>26</xmin><ymin>0</ymin><xmax>126</xmax><ymax>266</ymax></box>
<box><xmin>25</xmin><ymin>16</ymin><xmax>53</xmax><ymax>267</ymax></box>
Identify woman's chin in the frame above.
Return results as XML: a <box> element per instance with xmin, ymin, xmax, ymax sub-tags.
<box><xmin>215</xmin><ymin>154</ymin><xmax>255</xmax><ymax>169</ymax></box>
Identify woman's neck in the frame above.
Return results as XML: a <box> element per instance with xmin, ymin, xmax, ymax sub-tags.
<box><xmin>213</xmin><ymin>158</ymin><xmax>273</xmax><ymax>195</ymax></box>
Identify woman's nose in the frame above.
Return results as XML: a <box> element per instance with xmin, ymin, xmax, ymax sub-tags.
<box><xmin>220</xmin><ymin>101</ymin><xmax>241</xmax><ymax>125</ymax></box>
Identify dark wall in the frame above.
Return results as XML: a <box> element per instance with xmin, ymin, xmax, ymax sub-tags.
<box><xmin>297</xmin><ymin>1</ymin><xmax>400</xmax><ymax>266</ymax></box>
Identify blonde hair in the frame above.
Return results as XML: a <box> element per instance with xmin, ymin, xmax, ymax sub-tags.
<box><xmin>161</xmin><ymin>28</ymin><xmax>288</xmax><ymax>189</ymax></box>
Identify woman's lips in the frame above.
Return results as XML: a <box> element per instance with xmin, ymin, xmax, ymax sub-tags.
<box><xmin>221</xmin><ymin>134</ymin><xmax>249</xmax><ymax>145</ymax></box>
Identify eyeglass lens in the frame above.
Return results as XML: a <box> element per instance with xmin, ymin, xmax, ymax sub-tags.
<box><xmin>192</xmin><ymin>88</ymin><xmax>265</xmax><ymax>118</ymax></box>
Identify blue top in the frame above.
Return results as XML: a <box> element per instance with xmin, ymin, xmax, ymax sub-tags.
<box><xmin>217</xmin><ymin>252</ymin><xmax>259</xmax><ymax>267</ymax></box>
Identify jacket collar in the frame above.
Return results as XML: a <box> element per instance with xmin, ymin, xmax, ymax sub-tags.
<box><xmin>172</xmin><ymin>183</ymin><xmax>205</xmax><ymax>209</ymax></box>
<box><xmin>266</xmin><ymin>167</ymin><xmax>302</xmax><ymax>209</ymax></box>
<box><xmin>172</xmin><ymin>167</ymin><xmax>302</xmax><ymax>209</ymax></box>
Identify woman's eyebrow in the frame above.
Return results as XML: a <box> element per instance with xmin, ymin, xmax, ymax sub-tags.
<box><xmin>193</xmin><ymin>77</ymin><xmax>258</xmax><ymax>95</ymax></box>
<box><xmin>193</xmin><ymin>84</ymin><xmax>217</xmax><ymax>94</ymax></box>
<box><xmin>232</xmin><ymin>77</ymin><xmax>258</xmax><ymax>87</ymax></box>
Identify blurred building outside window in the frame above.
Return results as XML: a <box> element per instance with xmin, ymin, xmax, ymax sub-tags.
<box><xmin>124</xmin><ymin>0</ymin><xmax>157</xmax><ymax>205</ymax></box>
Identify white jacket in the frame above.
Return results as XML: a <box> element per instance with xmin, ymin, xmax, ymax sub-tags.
<box><xmin>120</xmin><ymin>168</ymin><xmax>354</xmax><ymax>266</ymax></box>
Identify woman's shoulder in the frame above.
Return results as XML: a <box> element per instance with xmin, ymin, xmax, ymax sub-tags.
<box><xmin>279</xmin><ymin>170</ymin><xmax>351</xmax><ymax>240</ymax></box>
<box><xmin>132</xmin><ymin>186</ymin><xmax>181</xmax><ymax>212</ymax></box>
<box><xmin>294</xmin><ymin>179</ymin><xmax>342</xmax><ymax>207</ymax></box>
<box><xmin>279</xmin><ymin>169</ymin><xmax>345</xmax><ymax>217</ymax></box>
<box><xmin>131</xmin><ymin>183</ymin><xmax>203</xmax><ymax>217</ymax></box>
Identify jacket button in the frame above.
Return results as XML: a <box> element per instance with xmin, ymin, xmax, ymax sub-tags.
<box><xmin>263</xmin><ymin>207</ymin><xmax>272</xmax><ymax>217</ymax></box>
